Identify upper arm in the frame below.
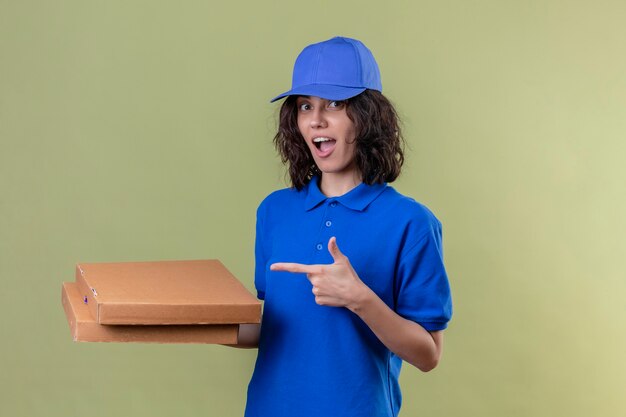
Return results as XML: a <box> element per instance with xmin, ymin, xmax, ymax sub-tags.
<box><xmin>254</xmin><ymin>202</ymin><xmax>268</xmax><ymax>300</ymax></box>
<box><xmin>395</xmin><ymin>223</ymin><xmax>453</xmax><ymax>331</ymax></box>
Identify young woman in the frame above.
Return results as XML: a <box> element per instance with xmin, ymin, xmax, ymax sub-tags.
<box><xmin>242</xmin><ymin>36</ymin><xmax>452</xmax><ymax>417</ymax></box>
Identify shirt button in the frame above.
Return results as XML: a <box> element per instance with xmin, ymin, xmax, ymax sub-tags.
<box><xmin>325</xmin><ymin>220</ymin><xmax>332</xmax><ymax>227</ymax></box>
<box><xmin>316</xmin><ymin>243</ymin><xmax>323</xmax><ymax>250</ymax></box>
<box><xmin>330</xmin><ymin>202</ymin><xmax>337</xmax><ymax>208</ymax></box>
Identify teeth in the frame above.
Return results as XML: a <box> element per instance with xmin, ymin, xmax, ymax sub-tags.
<box><xmin>313</xmin><ymin>137</ymin><xmax>334</xmax><ymax>143</ymax></box>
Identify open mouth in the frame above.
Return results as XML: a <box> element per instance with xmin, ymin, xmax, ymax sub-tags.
<box><xmin>313</xmin><ymin>137</ymin><xmax>337</xmax><ymax>153</ymax></box>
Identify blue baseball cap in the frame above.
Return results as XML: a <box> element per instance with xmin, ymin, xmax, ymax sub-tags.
<box><xmin>270</xmin><ymin>36</ymin><xmax>382</xmax><ymax>103</ymax></box>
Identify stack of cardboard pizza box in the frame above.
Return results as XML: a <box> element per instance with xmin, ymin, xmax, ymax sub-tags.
<box><xmin>61</xmin><ymin>260</ymin><xmax>261</xmax><ymax>344</ymax></box>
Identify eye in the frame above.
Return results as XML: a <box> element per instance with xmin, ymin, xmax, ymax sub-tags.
<box><xmin>298</xmin><ymin>102</ymin><xmax>311</xmax><ymax>111</ymax></box>
<box><xmin>328</xmin><ymin>100</ymin><xmax>345</xmax><ymax>109</ymax></box>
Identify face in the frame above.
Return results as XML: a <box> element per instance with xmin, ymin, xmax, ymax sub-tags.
<box><xmin>296</xmin><ymin>96</ymin><xmax>359</xmax><ymax>179</ymax></box>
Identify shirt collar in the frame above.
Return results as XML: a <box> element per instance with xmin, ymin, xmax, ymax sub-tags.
<box><xmin>304</xmin><ymin>176</ymin><xmax>388</xmax><ymax>212</ymax></box>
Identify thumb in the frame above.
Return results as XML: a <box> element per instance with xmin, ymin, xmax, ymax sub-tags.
<box><xmin>328</xmin><ymin>236</ymin><xmax>347</xmax><ymax>263</ymax></box>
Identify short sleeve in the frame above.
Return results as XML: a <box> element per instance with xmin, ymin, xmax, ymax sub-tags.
<box><xmin>254</xmin><ymin>202</ymin><xmax>267</xmax><ymax>300</ymax></box>
<box><xmin>395</xmin><ymin>221</ymin><xmax>452</xmax><ymax>331</ymax></box>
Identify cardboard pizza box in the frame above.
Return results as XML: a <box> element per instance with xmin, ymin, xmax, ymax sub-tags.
<box><xmin>75</xmin><ymin>259</ymin><xmax>261</xmax><ymax>325</ymax></box>
<box><xmin>62</xmin><ymin>282</ymin><xmax>239</xmax><ymax>344</ymax></box>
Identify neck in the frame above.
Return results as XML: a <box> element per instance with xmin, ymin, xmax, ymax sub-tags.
<box><xmin>319</xmin><ymin>171</ymin><xmax>362</xmax><ymax>197</ymax></box>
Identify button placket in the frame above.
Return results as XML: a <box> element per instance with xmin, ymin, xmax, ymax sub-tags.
<box><xmin>326</xmin><ymin>200</ymin><xmax>336</xmax><ymax>229</ymax></box>
<box><xmin>312</xmin><ymin>201</ymin><xmax>337</xmax><ymax>255</ymax></box>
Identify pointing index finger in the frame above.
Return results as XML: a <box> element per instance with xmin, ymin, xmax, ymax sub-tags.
<box><xmin>270</xmin><ymin>262</ymin><xmax>320</xmax><ymax>274</ymax></box>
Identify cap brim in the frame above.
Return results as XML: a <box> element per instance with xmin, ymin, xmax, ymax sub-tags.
<box><xmin>270</xmin><ymin>84</ymin><xmax>367</xmax><ymax>103</ymax></box>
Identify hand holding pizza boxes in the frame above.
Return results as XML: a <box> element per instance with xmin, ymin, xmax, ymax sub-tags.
<box><xmin>61</xmin><ymin>260</ymin><xmax>261</xmax><ymax>344</ymax></box>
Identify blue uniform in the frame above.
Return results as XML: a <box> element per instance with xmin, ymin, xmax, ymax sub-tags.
<box><xmin>245</xmin><ymin>177</ymin><xmax>452</xmax><ymax>417</ymax></box>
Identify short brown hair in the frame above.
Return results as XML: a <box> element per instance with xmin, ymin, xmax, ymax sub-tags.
<box><xmin>273</xmin><ymin>90</ymin><xmax>405</xmax><ymax>190</ymax></box>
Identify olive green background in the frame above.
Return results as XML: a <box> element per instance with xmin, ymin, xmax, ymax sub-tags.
<box><xmin>1</xmin><ymin>1</ymin><xmax>625</xmax><ymax>416</ymax></box>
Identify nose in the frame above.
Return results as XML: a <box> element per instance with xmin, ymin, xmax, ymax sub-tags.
<box><xmin>310</xmin><ymin>108</ymin><xmax>327</xmax><ymax>129</ymax></box>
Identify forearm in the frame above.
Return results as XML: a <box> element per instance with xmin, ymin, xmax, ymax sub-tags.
<box><xmin>349</xmin><ymin>286</ymin><xmax>443</xmax><ymax>372</ymax></box>
<box><xmin>270</xmin><ymin>242</ymin><xmax>446</xmax><ymax>369</ymax></box>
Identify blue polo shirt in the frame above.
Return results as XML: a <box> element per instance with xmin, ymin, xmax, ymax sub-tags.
<box><xmin>245</xmin><ymin>177</ymin><xmax>452</xmax><ymax>417</ymax></box>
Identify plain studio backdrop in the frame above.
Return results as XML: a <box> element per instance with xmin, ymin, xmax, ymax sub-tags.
<box><xmin>1</xmin><ymin>1</ymin><xmax>624</xmax><ymax>416</ymax></box>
